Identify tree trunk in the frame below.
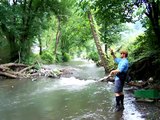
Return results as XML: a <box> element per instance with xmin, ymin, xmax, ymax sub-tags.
<box><xmin>88</xmin><ymin>11</ymin><xmax>108</xmax><ymax>72</ymax></box>
<box><xmin>38</xmin><ymin>35</ymin><xmax>42</xmax><ymax>55</ymax></box>
<box><xmin>0</xmin><ymin>23</ymin><xmax>19</xmax><ymax>62</ymax></box>
<box><xmin>135</xmin><ymin>1</ymin><xmax>160</xmax><ymax>44</ymax></box>
<box><xmin>54</xmin><ymin>16</ymin><xmax>61</xmax><ymax>57</ymax></box>
<box><xmin>145</xmin><ymin>1</ymin><xmax>160</xmax><ymax>42</ymax></box>
<box><xmin>18</xmin><ymin>0</ymin><xmax>36</xmax><ymax>62</ymax></box>
<box><xmin>105</xmin><ymin>43</ymin><xmax>109</xmax><ymax>58</ymax></box>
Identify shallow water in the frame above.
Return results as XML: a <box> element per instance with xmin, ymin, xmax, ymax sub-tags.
<box><xmin>0</xmin><ymin>59</ymin><xmax>145</xmax><ymax>120</ymax></box>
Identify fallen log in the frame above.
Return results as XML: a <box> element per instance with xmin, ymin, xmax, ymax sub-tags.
<box><xmin>127</xmin><ymin>81</ymin><xmax>148</xmax><ymax>88</ymax></box>
<box><xmin>1</xmin><ymin>63</ymin><xmax>28</xmax><ymax>67</ymax></box>
<box><xmin>19</xmin><ymin>65</ymin><xmax>34</xmax><ymax>73</ymax></box>
<box><xmin>0</xmin><ymin>63</ymin><xmax>33</xmax><ymax>79</ymax></box>
<box><xmin>0</xmin><ymin>71</ymin><xmax>17</xmax><ymax>78</ymax></box>
<box><xmin>0</xmin><ymin>66</ymin><xmax>10</xmax><ymax>71</ymax></box>
<box><xmin>127</xmin><ymin>79</ymin><xmax>160</xmax><ymax>91</ymax></box>
<box><xmin>0</xmin><ymin>63</ymin><xmax>62</xmax><ymax>79</ymax></box>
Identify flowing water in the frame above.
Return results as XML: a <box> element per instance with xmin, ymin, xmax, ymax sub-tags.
<box><xmin>0</xmin><ymin>59</ymin><xmax>146</xmax><ymax>120</ymax></box>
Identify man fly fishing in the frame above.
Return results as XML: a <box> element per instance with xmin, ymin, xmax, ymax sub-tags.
<box><xmin>108</xmin><ymin>48</ymin><xmax>129</xmax><ymax>112</ymax></box>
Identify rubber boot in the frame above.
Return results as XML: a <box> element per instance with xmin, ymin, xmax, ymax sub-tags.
<box><xmin>120</xmin><ymin>94</ymin><xmax>124</xmax><ymax>109</ymax></box>
<box><xmin>115</xmin><ymin>96</ymin><xmax>121</xmax><ymax>112</ymax></box>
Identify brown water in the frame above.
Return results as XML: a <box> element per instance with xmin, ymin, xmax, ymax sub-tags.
<box><xmin>0</xmin><ymin>59</ymin><xmax>154</xmax><ymax>120</ymax></box>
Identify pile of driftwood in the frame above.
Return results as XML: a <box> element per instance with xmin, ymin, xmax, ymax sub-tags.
<box><xmin>0</xmin><ymin>63</ymin><xmax>61</xmax><ymax>79</ymax></box>
<box><xmin>127</xmin><ymin>77</ymin><xmax>160</xmax><ymax>90</ymax></box>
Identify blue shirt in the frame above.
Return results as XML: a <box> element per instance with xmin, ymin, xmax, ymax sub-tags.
<box><xmin>114</xmin><ymin>58</ymin><xmax>129</xmax><ymax>80</ymax></box>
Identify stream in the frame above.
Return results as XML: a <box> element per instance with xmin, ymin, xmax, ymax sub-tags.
<box><xmin>0</xmin><ymin>58</ymin><xmax>157</xmax><ymax>120</ymax></box>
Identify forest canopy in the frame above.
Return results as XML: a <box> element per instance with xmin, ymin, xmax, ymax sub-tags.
<box><xmin>0</xmin><ymin>0</ymin><xmax>160</xmax><ymax>80</ymax></box>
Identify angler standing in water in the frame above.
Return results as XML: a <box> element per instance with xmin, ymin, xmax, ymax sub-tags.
<box><xmin>108</xmin><ymin>49</ymin><xmax>129</xmax><ymax>112</ymax></box>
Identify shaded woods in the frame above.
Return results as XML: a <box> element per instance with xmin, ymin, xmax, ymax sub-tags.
<box><xmin>0</xmin><ymin>0</ymin><xmax>160</xmax><ymax>83</ymax></box>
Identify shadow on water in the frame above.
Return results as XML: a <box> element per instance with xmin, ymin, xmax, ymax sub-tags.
<box><xmin>0</xmin><ymin>59</ymin><xmax>147</xmax><ymax>120</ymax></box>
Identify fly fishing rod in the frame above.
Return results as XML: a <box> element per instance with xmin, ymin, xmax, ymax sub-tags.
<box><xmin>98</xmin><ymin>75</ymin><xmax>112</xmax><ymax>82</ymax></box>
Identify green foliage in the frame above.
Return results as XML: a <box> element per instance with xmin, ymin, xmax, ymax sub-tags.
<box><xmin>87</xmin><ymin>51</ymin><xmax>99</xmax><ymax>62</ymax></box>
<box><xmin>77</xmin><ymin>0</ymin><xmax>129</xmax><ymax>53</ymax></box>
<box><xmin>55</xmin><ymin>52</ymin><xmax>71</xmax><ymax>63</ymax></box>
<box><xmin>0</xmin><ymin>0</ymin><xmax>159</xmax><ymax>68</ymax></box>
<box><xmin>56</xmin><ymin>6</ymin><xmax>93</xmax><ymax>60</ymax></box>
<box><xmin>129</xmin><ymin>35</ymin><xmax>148</xmax><ymax>60</ymax></box>
<box><xmin>107</xmin><ymin>54</ymin><xmax>117</xmax><ymax>70</ymax></box>
<box><xmin>100</xmin><ymin>24</ymin><xmax>127</xmax><ymax>46</ymax></box>
<box><xmin>22</xmin><ymin>57</ymin><xmax>33</xmax><ymax>65</ymax></box>
<box><xmin>62</xmin><ymin>52</ymin><xmax>71</xmax><ymax>62</ymax></box>
<box><xmin>127</xmin><ymin>23</ymin><xmax>158</xmax><ymax>62</ymax></box>
<box><xmin>0</xmin><ymin>0</ymin><xmax>73</xmax><ymax>62</ymax></box>
<box><xmin>93</xmin><ymin>0</ymin><xmax>134</xmax><ymax>23</ymax></box>
<box><xmin>55</xmin><ymin>52</ymin><xmax>63</xmax><ymax>63</ymax></box>
<box><xmin>40</xmin><ymin>51</ymin><xmax>54</xmax><ymax>64</ymax></box>
<box><xmin>0</xmin><ymin>41</ymin><xmax>10</xmax><ymax>63</ymax></box>
<box><xmin>21</xmin><ymin>53</ymin><xmax>42</xmax><ymax>69</ymax></box>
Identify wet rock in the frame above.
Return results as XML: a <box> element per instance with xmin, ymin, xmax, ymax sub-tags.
<box><xmin>60</xmin><ymin>68</ymin><xmax>77</xmax><ymax>78</ymax></box>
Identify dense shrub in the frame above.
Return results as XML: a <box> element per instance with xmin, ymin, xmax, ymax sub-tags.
<box><xmin>41</xmin><ymin>51</ymin><xmax>54</xmax><ymax>64</ymax></box>
<box><xmin>87</xmin><ymin>51</ymin><xmax>99</xmax><ymax>62</ymax></box>
<box><xmin>62</xmin><ymin>52</ymin><xmax>71</xmax><ymax>62</ymax></box>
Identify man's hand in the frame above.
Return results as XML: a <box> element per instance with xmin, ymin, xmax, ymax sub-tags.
<box><xmin>110</xmin><ymin>48</ymin><xmax>114</xmax><ymax>55</ymax></box>
<box><xmin>110</xmin><ymin>48</ymin><xmax>116</xmax><ymax>59</ymax></box>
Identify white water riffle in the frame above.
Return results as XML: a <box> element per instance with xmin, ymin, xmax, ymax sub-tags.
<box><xmin>47</xmin><ymin>77</ymin><xmax>96</xmax><ymax>91</ymax></box>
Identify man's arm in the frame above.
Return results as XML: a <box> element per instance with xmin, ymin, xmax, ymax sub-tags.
<box><xmin>109</xmin><ymin>69</ymin><xmax>120</xmax><ymax>76</ymax></box>
<box><xmin>108</xmin><ymin>48</ymin><xmax>120</xmax><ymax>76</ymax></box>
